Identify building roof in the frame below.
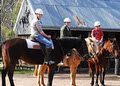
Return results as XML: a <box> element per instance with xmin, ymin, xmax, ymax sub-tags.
<box><xmin>14</xmin><ymin>0</ymin><xmax>120</xmax><ymax>35</ymax></box>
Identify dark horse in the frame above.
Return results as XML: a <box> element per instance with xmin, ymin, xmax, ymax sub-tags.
<box><xmin>1</xmin><ymin>38</ymin><xmax>63</xmax><ymax>86</ymax></box>
<box><xmin>1</xmin><ymin>37</ymin><xmax>82</xmax><ymax>86</ymax></box>
<box><xmin>87</xmin><ymin>39</ymin><xmax>119</xmax><ymax>86</ymax></box>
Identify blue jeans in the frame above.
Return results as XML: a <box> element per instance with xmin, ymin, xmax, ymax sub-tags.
<box><xmin>34</xmin><ymin>35</ymin><xmax>52</xmax><ymax>48</ymax></box>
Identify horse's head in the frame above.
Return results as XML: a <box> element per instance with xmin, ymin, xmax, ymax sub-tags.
<box><xmin>103</xmin><ymin>38</ymin><xmax>119</xmax><ymax>59</ymax></box>
<box><xmin>71</xmin><ymin>48</ymin><xmax>81</xmax><ymax>57</ymax></box>
<box><xmin>85</xmin><ymin>37</ymin><xmax>96</xmax><ymax>55</ymax></box>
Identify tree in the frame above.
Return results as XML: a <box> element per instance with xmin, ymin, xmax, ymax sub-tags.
<box><xmin>0</xmin><ymin>9</ymin><xmax>1</xmax><ymax>42</ymax></box>
<box><xmin>1</xmin><ymin>0</ymin><xmax>22</xmax><ymax>41</ymax></box>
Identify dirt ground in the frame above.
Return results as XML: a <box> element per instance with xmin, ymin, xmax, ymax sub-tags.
<box><xmin>1</xmin><ymin>73</ymin><xmax>120</xmax><ymax>86</ymax></box>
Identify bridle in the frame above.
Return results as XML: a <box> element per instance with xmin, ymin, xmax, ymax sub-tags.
<box><xmin>103</xmin><ymin>41</ymin><xmax>118</xmax><ymax>59</ymax></box>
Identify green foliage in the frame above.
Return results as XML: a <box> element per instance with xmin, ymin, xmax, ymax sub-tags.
<box><xmin>6</xmin><ymin>29</ymin><xmax>16</xmax><ymax>40</ymax></box>
<box><xmin>12</xmin><ymin>1</ymin><xmax>22</xmax><ymax>25</ymax></box>
<box><xmin>1</xmin><ymin>25</ymin><xmax>17</xmax><ymax>40</ymax></box>
<box><xmin>1</xmin><ymin>0</ymin><xmax>22</xmax><ymax>40</ymax></box>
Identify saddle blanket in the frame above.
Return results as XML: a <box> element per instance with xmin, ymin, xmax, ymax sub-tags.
<box><xmin>26</xmin><ymin>39</ymin><xmax>54</xmax><ymax>49</ymax></box>
<box><xmin>26</xmin><ymin>39</ymin><xmax>41</xmax><ymax>49</ymax></box>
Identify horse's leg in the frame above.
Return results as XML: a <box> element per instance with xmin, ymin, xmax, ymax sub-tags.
<box><xmin>100</xmin><ymin>67</ymin><xmax>102</xmax><ymax>85</ymax></box>
<box><xmin>38</xmin><ymin>65</ymin><xmax>48</xmax><ymax>86</ymax></box>
<box><xmin>34</xmin><ymin>65</ymin><xmax>39</xmax><ymax>76</ymax></box>
<box><xmin>70</xmin><ymin>66</ymin><xmax>77</xmax><ymax>86</ymax></box>
<box><xmin>91</xmin><ymin>69</ymin><xmax>94</xmax><ymax>86</ymax></box>
<box><xmin>47</xmin><ymin>64</ymin><xmax>57</xmax><ymax>86</ymax></box>
<box><xmin>1</xmin><ymin>66</ymin><xmax>8</xmax><ymax>86</ymax></box>
<box><xmin>88</xmin><ymin>61</ymin><xmax>94</xmax><ymax>86</ymax></box>
<box><xmin>34</xmin><ymin>65</ymin><xmax>41</xmax><ymax>86</ymax></box>
<box><xmin>8</xmin><ymin>62</ymin><xmax>16</xmax><ymax>86</ymax></box>
<box><xmin>2</xmin><ymin>47</ymin><xmax>10</xmax><ymax>86</ymax></box>
<box><xmin>95</xmin><ymin>65</ymin><xmax>99</xmax><ymax>86</ymax></box>
<box><xmin>101</xmin><ymin>68</ymin><xmax>106</xmax><ymax>86</ymax></box>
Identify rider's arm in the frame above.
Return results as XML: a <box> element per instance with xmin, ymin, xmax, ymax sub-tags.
<box><xmin>99</xmin><ymin>36</ymin><xmax>103</xmax><ymax>43</ymax></box>
<box><xmin>60</xmin><ymin>25</ymin><xmax>66</xmax><ymax>38</ymax></box>
<box><xmin>36</xmin><ymin>21</ymin><xmax>51</xmax><ymax>39</ymax></box>
<box><xmin>99</xmin><ymin>30</ymin><xmax>104</xmax><ymax>43</ymax></box>
<box><xmin>40</xmin><ymin>31</ymin><xmax>51</xmax><ymax>39</ymax></box>
<box><xmin>92</xmin><ymin>36</ymin><xmax>98</xmax><ymax>42</ymax></box>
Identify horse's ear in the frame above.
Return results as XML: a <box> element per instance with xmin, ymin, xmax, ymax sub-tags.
<box><xmin>108</xmin><ymin>38</ymin><xmax>116</xmax><ymax>41</ymax></box>
<box><xmin>109</xmin><ymin>39</ymin><xmax>113</xmax><ymax>43</ymax></box>
<box><xmin>108</xmin><ymin>38</ymin><xmax>116</xmax><ymax>43</ymax></box>
<box><xmin>84</xmin><ymin>38</ymin><xmax>87</xmax><ymax>42</ymax></box>
<box><xmin>113</xmin><ymin>38</ymin><xmax>116</xmax><ymax>41</ymax></box>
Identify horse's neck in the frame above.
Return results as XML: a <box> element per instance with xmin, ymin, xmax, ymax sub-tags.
<box><xmin>99</xmin><ymin>48</ymin><xmax>110</xmax><ymax>57</ymax></box>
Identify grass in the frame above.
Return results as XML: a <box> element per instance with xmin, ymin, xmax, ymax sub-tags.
<box><xmin>13</xmin><ymin>68</ymin><xmax>34</xmax><ymax>74</ymax></box>
<box><xmin>0</xmin><ymin>62</ymin><xmax>34</xmax><ymax>74</ymax></box>
<box><xmin>0</xmin><ymin>67</ymin><xmax>34</xmax><ymax>74</ymax></box>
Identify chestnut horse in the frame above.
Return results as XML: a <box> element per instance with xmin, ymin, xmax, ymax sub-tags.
<box><xmin>34</xmin><ymin>48</ymin><xmax>81</xmax><ymax>86</ymax></box>
<box><xmin>1</xmin><ymin>38</ymin><xmax>63</xmax><ymax>86</ymax></box>
<box><xmin>86</xmin><ymin>38</ymin><xmax>119</xmax><ymax>86</ymax></box>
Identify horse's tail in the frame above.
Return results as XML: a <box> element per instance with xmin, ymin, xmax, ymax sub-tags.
<box><xmin>0</xmin><ymin>41</ymin><xmax>6</xmax><ymax>57</ymax></box>
<box><xmin>33</xmin><ymin>65</ymin><xmax>39</xmax><ymax>76</ymax></box>
<box><xmin>0</xmin><ymin>41</ymin><xmax>7</xmax><ymax>61</ymax></box>
<box><xmin>0</xmin><ymin>43</ymin><xmax>2</xmax><ymax>57</ymax></box>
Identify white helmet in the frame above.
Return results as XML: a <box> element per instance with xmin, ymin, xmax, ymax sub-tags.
<box><xmin>94</xmin><ymin>21</ymin><xmax>100</xmax><ymax>27</ymax></box>
<box><xmin>35</xmin><ymin>8</ymin><xmax>43</xmax><ymax>14</ymax></box>
<box><xmin>64</xmin><ymin>18</ymin><xmax>71</xmax><ymax>23</ymax></box>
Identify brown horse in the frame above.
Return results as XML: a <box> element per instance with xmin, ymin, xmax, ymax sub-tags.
<box><xmin>1</xmin><ymin>38</ymin><xmax>63</xmax><ymax>86</ymax></box>
<box><xmin>34</xmin><ymin>48</ymin><xmax>81</xmax><ymax>86</ymax></box>
<box><xmin>1</xmin><ymin>37</ymin><xmax>83</xmax><ymax>86</ymax></box>
<box><xmin>86</xmin><ymin>38</ymin><xmax>119</xmax><ymax>86</ymax></box>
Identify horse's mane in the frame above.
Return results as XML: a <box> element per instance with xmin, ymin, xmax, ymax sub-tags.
<box><xmin>85</xmin><ymin>37</ymin><xmax>94</xmax><ymax>44</ymax></box>
<box><xmin>57</xmin><ymin>37</ymin><xmax>81</xmax><ymax>49</ymax></box>
<box><xmin>98</xmin><ymin>39</ymin><xmax>118</xmax><ymax>59</ymax></box>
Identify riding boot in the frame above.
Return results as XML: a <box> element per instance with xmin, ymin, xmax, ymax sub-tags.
<box><xmin>44</xmin><ymin>48</ymin><xmax>55</xmax><ymax>65</ymax></box>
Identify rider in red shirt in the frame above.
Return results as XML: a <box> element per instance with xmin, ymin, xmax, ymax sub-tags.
<box><xmin>91</xmin><ymin>21</ymin><xmax>104</xmax><ymax>54</ymax></box>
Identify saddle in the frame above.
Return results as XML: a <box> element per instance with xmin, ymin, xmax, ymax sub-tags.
<box><xmin>27</xmin><ymin>35</ymin><xmax>46</xmax><ymax>54</ymax></box>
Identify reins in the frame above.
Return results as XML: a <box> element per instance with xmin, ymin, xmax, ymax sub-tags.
<box><xmin>97</xmin><ymin>40</ymin><xmax>115</xmax><ymax>59</ymax></box>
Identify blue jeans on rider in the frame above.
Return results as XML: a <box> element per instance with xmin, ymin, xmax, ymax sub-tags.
<box><xmin>35</xmin><ymin>35</ymin><xmax>55</xmax><ymax>65</ymax></box>
<box><xmin>34</xmin><ymin>35</ymin><xmax>52</xmax><ymax>48</ymax></box>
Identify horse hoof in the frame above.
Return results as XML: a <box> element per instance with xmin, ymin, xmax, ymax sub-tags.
<box><xmin>101</xmin><ymin>84</ymin><xmax>105</xmax><ymax>86</ymax></box>
<box><xmin>90</xmin><ymin>84</ymin><xmax>94</xmax><ymax>86</ymax></box>
<box><xmin>95</xmin><ymin>83</ymin><xmax>99</xmax><ymax>86</ymax></box>
<box><xmin>72</xmin><ymin>85</ymin><xmax>76</xmax><ymax>86</ymax></box>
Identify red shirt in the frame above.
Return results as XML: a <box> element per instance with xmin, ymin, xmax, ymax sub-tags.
<box><xmin>91</xmin><ymin>29</ymin><xmax>104</xmax><ymax>41</ymax></box>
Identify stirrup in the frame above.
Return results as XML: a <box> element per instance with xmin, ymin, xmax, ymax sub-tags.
<box><xmin>44</xmin><ymin>61</ymin><xmax>49</xmax><ymax>65</ymax></box>
<box><xmin>49</xmin><ymin>60</ymin><xmax>55</xmax><ymax>65</ymax></box>
<box><xmin>58</xmin><ymin>61</ymin><xmax>64</xmax><ymax>65</ymax></box>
